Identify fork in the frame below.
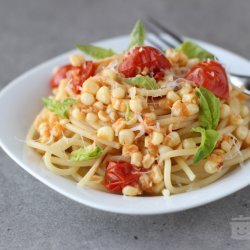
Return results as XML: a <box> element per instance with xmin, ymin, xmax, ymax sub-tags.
<box><xmin>145</xmin><ymin>17</ymin><xmax>250</xmax><ymax>95</ymax></box>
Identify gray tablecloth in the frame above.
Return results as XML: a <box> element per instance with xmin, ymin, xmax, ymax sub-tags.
<box><xmin>0</xmin><ymin>0</ymin><xmax>250</xmax><ymax>249</ymax></box>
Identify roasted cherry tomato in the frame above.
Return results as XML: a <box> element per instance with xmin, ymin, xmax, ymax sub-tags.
<box><xmin>50</xmin><ymin>61</ymin><xmax>95</xmax><ymax>94</ymax></box>
<box><xmin>118</xmin><ymin>46</ymin><xmax>171</xmax><ymax>80</ymax></box>
<box><xmin>50</xmin><ymin>64</ymin><xmax>73</xmax><ymax>89</ymax></box>
<box><xmin>185</xmin><ymin>61</ymin><xmax>229</xmax><ymax>99</ymax></box>
<box><xmin>104</xmin><ymin>162</ymin><xmax>141</xmax><ymax>192</ymax></box>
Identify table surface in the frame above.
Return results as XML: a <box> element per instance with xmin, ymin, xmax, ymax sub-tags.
<box><xmin>1</xmin><ymin>0</ymin><xmax>250</xmax><ymax>249</ymax></box>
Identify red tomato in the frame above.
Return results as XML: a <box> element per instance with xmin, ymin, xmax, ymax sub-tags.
<box><xmin>185</xmin><ymin>61</ymin><xmax>229</xmax><ymax>99</ymax></box>
<box><xmin>50</xmin><ymin>61</ymin><xmax>95</xmax><ymax>94</ymax></box>
<box><xmin>104</xmin><ymin>162</ymin><xmax>141</xmax><ymax>192</ymax></box>
<box><xmin>50</xmin><ymin>64</ymin><xmax>73</xmax><ymax>89</ymax></box>
<box><xmin>118</xmin><ymin>46</ymin><xmax>171</xmax><ymax>80</ymax></box>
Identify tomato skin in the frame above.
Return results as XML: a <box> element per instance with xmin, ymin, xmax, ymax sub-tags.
<box><xmin>185</xmin><ymin>61</ymin><xmax>229</xmax><ymax>99</ymax></box>
<box><xmin>50</xmin><ymin>65</ymin><xmax>73</xmax><ymax>89</ymax></box>
<box><xmin>104</xmin><ymin>162</ymin><xmax>141</xmax><ymax>192</ymax></box>
<box><xmin>118</xmin><ymin>46</ymin><xmax>171</xmax><ymax>80</ymax></box>
<box><xmin>50</xmin><ymin>61</ymin><xmax>95</xmax><ymax>94</ymax></box>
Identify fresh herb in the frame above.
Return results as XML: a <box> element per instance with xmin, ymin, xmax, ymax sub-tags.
<box><xmin>128</xmin><ymin>20</ymin><xmax>145</xmax><ymax>49</ymax></box>
<box><xmin>125</xmin><ymin>75</ymin><xmax>159</xmax><ymax>90</ymax></box>
<box><xmin>70</xmin><ymin>145</ymin><xmax>103</xmax><ymax>161</ymax></box>
<box><xmin>43</xmin><ymin>97</ymin><xmax>76</xmax><ymax>119</ymax></box>
<box><xmin>176</xmin><ymin>41</ymin><xmax>215</xmax><ymax>60</ymax></box>
<box><xmin>192</xmin><ymin>127</ymin><xmax>220</xmax><ymax>164</ymax></box>
<box><xmin>76</xmin><ymin>44</ymin><xmax>115</xmax><ymax>59</ymax></box>
<box><xmin>195</xmin><ymin>87</ymin><xmax>220</xmax><ymax>130</ymax></box>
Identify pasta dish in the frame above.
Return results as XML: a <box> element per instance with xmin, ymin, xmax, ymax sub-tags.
<box><xmin>27</xmin><ymin>21</ymin><xmax>250</xmax><ymax>196</ymax></box>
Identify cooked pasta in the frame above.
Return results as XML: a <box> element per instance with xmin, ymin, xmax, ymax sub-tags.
<box><xmin>27</xmin><ymin>21</ymin><xmax>250</xmax><ymax>196</ymax></box>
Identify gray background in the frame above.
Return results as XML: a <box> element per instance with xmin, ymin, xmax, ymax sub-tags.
<box><xmin>0</xmin><ymin>0</ymin><xmax>250</xmax><ymax>249</ymax></box>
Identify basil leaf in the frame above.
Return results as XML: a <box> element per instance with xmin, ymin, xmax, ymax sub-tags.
<box><xmin>43</xmin><ymin>97</ymin><xmax>76</xmax><ymax>119</ymax></box>
<box><xmin>192</xmin><ymin>127</ymin><xmax>220</xmax><ymax>164</ymax></box>
<box><xmin>195</xmin><ymin>87</ymin><xmax>220</xmax><ymax>130</ymax></box>
<box><xmin>125</xmin><ymin>75</ymin><xmax>159</xmax><ymax>90</ymax></box>
<box><xmin>70</xmin><ymin>145</ymin><xmax>103</xmax><ymax>161</ymax></box>
<box><xmin>76</xmin><ymin>44</ymin><xmax>115</xmax><ymax>59</ymax></box>
<box><xmin>128</xmin><ymin>20</ymin><xmax>145</xmax><ymax>49</ymax></box>
<box><xmin>176</xmin><ymin>41</ymin><xmax>215</xmax><ymax>60</ymax></box>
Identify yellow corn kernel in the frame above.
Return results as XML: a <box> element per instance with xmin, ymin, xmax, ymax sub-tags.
<box><xmin>220</xmin><ymin>104</ymin><xmax>231</xmax><ymax>119</ymax></box>
<box><xmin>150</xmin><ymin>165</ymin><xmax>163</xmax><ymax>184</ymax></box>
<box><xmin>235</xmin><ymin>126</ymin><xmax>248</xmax><ymax>140</ymax></box>
<box><xmin>96</xmin><ymin>86</ymin><xmax>111</xmax><ymax>104</ymax></box>
<box><xmin>129</xmin><ymin>98</ymin><xmax>143</xmax><ymax>113</ymax></box>
<box><xmin>69</xmin><ymin>54</ymin><xmax>84</xmax><ymax>67</ymax></box>
<box><xmin>165</xmin><ymin>132</ymin><xmax>181</xmax><ymax>148</ymax></box>
<box><xmin>97</xmin><ymin>126</ymin><xmax>114</xmax><ymax>141</ymax></box>
<box><xmin>82</xmin><ymin>78</ymin><xmax>100</xmax><ymax>95</ymax></box>
<box><xmin>71</xmin><ymin>107</ymin><xmax>85</xmax><ymax>121</ymax></box>
<box><xmin>98</xmin><ymin>110</ymin><xmax>110</xmax><ymax>122</ymax></box>
<box><xmin>167</xmin><ymin>90</ymin><xmax>181</xmax><ymax>103</ymax></box>
<box><xmin>131</xmin><ymin>152</ymin><xmax>143</xmax><ymax>167</ymax></box>
<box><xmin>80</xmin><ymin>93</ymin><xmax>95</xmax><ymax>106</ymax></box>
<box><xmin>112</xmin><ymin>87</ymin><xmax>126</xmax><ymax>99</ymax></box>
<box><xmin>122</xmin><ymin>185</ymin><xmax>139</xmax><ymax>196</ymax></box>
<box><xmin>86</xmin><ymin>112</ymin><xmax>98</xmax><ymax>123</ymax></box>
<box><xmin>151</xmin><ymin>131</ymin><xmax>164</xmax><ymax>146</ymax></box>
<box><xmin>142</xmin><ymin>154</ymin><xmax>155</xmax><ymax>169</ymax></box>
<box><xmin>183</xmin><ymin>138</ymin><xmax>196</xmax><ymax>149</ymax></box>
<box><xmin>112</xmin><ymin>118</ymin><xmax>126</xmax><ymax>135</ymax></box>
<box><xmin>118</xmin><ymin>129</ymin><xmax>135</xmax><ymax>145</ymax></box>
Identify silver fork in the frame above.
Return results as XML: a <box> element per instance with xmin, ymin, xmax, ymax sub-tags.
<box><xmin>145</xmin><ymin>17</ymin><xmax>250</xmax><ymax>95</ymax></box>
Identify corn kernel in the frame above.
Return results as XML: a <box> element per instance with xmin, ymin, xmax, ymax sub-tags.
<box><xmin>165</xmin><ymin>132</ymin><xmax>181</xmax><ymax>148</ymax></box>
<box><xmin>150</xmin><ymin>165</ymin><xmax>163</xmax><ymax>184</ymax></box>
<box><xmin>129</xmin><ymin>98</ymin><xmax>143</xmax><ymax>113</ymax></box>
<box><xmin>122</xmin><ymin>185</ymin><xmax>139</xmax><ymax>196</ymax></box>
<box><xmin>80</xmin><ymin>93</ymin><xmax>95</xmax><ymax>106</ymax></box>
<box><xmin>240</xmin><ymin>105</ymin><xmax>249</xmax><ymax>118</ymax></box>
<box><xmin>142</xmin><ymin>154</ymin><xmax>155</xmax><ymax>169</ymax></box>
<box><xmin>220</xmin><ymin>104</ymin><xmax>231</xmax><ymax>119</ymax></box>
<box><xmin>69</xmin><ymin>54</ymin><xmax>84</xmax><ymax>67</ymax></box>
<box><xmin>204</xmin><ymin>160</ymin><xmax>218</xmax><ymax>174</ymax></box>
<box><xmin>96</xmin><ymin>86</ymin><xmax>111</xmax><ymax>104</ymax></box>
<box><xmin>112</xmin><ymin>87</ymin><xmax>126</xmax><ymax>99</ymax></box>
<box><xmin>183</xmin><ymin>138</ymin><xmax>196</xmax><ymax>149</ymax></box>
<box><xmin>131</xmin><ymin>152</ymin><xmax>143</xmax><ymax>167</ymax></box>
<box><xmin>167</xmin><ymin>91</ymin><xmax>181</xmax><ymax>103</ymax></box>
<box><xmin>82</xmin><ymin>78</ymin><xmax>100</xmax><ymax>95</ymax></box>
<box><xmin>98</xmin><ymin>110</ymin><xmax>110</xmax><ymax>122</ymax></box>
<box><xmin>86</xmin><ymin>112</ymin><xmax>98</xmax><ymax>123</ymax></box>
<box><xmin>151</xmin><ymin>131</ymin><xmax>164</xmax><ymax>146</ymax></box>
<box><xmin>118</xmin><ymin>129</ymin><xmax>135</xmax><ymax>145</ymax></box>
<box><xmin>186</xmin><ymin>103</ymin><xmax>199</xmax><ymax>115</ymax></box>
<box><xmin>97</xmin><ymin>126</ymin><xmax>114</xmax><ymax>141</ymax></box>
<box><xmin>235</xmin><ymin>126</ymin><xmax>248</xmax><ymax>140</ymax></box>
<box><xmin>71</xmin><ymin>107</ymin><xmax>85</xmax><ymax>121</ymax></box>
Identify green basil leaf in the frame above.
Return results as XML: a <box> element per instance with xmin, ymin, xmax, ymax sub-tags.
<box><xmin>192</xmin><ymin>127</ymin><xmax>220</xmax><ymax>164</ymax></box>
<box><xmin>176</xmin><ymin>41</ymin><xmax>215</xmax><ymax>60</ymax></box>
<box><xmin>195</xmin><ymin>87</ymin><xmax>220</xmax><ymax>130</ymax></box>
<box><xmin>76</xmin><ymin>44</ymin><xmax>115</xmax><ymax>59</ymax></box>
<box><xmin>128</xmin><ymin>20</ymin><xmax>145</xmax><ymax>49</ymax></box>
<box><xmin>43</xmin><ymin>97</ymin><xmax>76</xmax><ymax>119</ymax></box>
<box><xmin>70</xmin><ymin>145</ymin><xmax>103</xmax><ymax>161</ymax></box>
<box><xmin>125</xmin><ymin>75</ymin><xmax>159</xmax><ymax>90</ymax></box>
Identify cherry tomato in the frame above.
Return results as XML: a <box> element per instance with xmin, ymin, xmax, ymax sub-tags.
<box><xmin>50</xmin><ymin>61</ymin><xmax>95</xmax><ymax>94</ymax></box>
<box><xmin>50</xmin><ymin>64</ymin><xmax>73</xmax><ymax>89</ymax></box>
<box><xmin>185</xmin><ymin>61</ymin><xmax>229</xmax><ymax>99</ymax></box>
<box><xmin>104</xmin><ymin>162</ymin><xmax>141</xmax><ymax>192</ymax></box>
<box><xmin>118</xmin><ymin>46</ymin><xmax>171</xmax><ymax>80</ymax></box>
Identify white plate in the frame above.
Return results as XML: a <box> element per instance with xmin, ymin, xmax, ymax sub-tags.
<box><xmin>0</xmin><ymin>35</ymin><xmax>250</xmax><ymax>215</ymax></box>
